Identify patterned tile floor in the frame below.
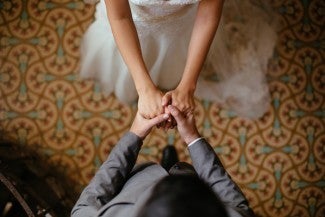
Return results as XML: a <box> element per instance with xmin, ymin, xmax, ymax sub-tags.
<box><xmin>0</xmin><ymin>0</ymin><xmax>324</xmax><ymax>216</ymax></box>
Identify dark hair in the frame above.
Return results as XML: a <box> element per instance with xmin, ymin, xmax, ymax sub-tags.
<box><xmin>137</xmin><ymin>175</ymin><xmax>229</xmax><ymax>217</ymax></box>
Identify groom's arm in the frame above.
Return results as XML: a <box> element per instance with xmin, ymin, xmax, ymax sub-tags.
<box><xmin>188</xmin><ymin>139</ymin><xmax>255</xmax><ymax>217</ymax></box>
<box><xmin>71</xmin><ymin>132</ymin><xmax>143</xmax><ymax>217</ymax></box>
<box><xmin>168</xmin><ymin>105</ymin><xmax>255</xmax><ymax>217</ymax></box>
<box><xmin>71</xmin><ymin>113</ymin><xmax>169</xmax><ymax>217</ymax></box>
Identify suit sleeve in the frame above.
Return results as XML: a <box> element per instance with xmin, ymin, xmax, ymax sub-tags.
<box><xmin>188</xmin><ymin>139</ymin><xmax>255</xmax><ymax>217</ymax></box>
<box><xmin>71</xmin><ymin>132</ymin><xmax>142</xmax><ymax>217</ymax></box>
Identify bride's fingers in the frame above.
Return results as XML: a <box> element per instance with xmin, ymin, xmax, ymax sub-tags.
<box><xmin>164</xmin><ymin>105</ymin><xmax>171</xmax><ymax>116</ymax></box>
<box><xmin>162</xmin><ymin>92</ymin><xmax>172</xmax><ymax>106</ymax></box>
<box><xmin>140</xmin><ymin>112</ymin><xmax>150</xmax><ymax>120</ymax></box>
<box><xmin>185</xmin><ymin>108</ymin><xmax>194</xmax><ymax>118</ymax></box>
<box><xmin>178</xmin><ymin>105</ymin><xmax>188</xmax><ymax>113</ymax></box>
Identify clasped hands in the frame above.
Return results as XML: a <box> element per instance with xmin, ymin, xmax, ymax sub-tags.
<box><xmin>130</xmin><ymin>104</ymin><xmax>200</xmax><ymax>145</ymax></box>
<box><xmin>137</xmin><ymin>86</ymin><xmax>195</xmax><ymax>131</ymax></box>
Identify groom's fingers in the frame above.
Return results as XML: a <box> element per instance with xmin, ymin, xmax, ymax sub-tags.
<box><xmin>171</xmin><ymin>117</ymin><xmax>177</xmax><ymax>128</ymax></box>
<box><xmin>168</xmin><ymin>105</ymin><xmax>185</xmax><ymax>125</ymax></box>
<box><xmin>149</xmin><ymin>113</ymin><xmax>170</xmax><ymax>128</ymax></box>
<box><xmin>157</xmin><ymin>119</ymin><xmax>168</xmax><ymax>129</ymax></box>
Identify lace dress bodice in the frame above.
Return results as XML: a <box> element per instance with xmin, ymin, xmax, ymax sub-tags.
<box><xmin>130</xmin><ymin>0</ymin><xmax>201</xmax><ymax>5</ymax></box>
<box><xmin>81</xmin><ymin>0</ymin><xmax>278</xmax><ymax>119</ymax></box>
<box><xmin>129</xmin><ymin>0</ymin><xmax>201</xmax><ymax>23</ymax></box>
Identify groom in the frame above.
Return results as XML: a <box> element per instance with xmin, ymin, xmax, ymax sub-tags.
<box><xmin>71</xmin><ymin>105</ymin><xmax>255</xmax><ymax>217</ymax></box>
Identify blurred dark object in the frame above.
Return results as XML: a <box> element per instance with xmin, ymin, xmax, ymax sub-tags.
<box><xmin>0</xmin><ymin>139</ymin><xmax>76</xmax><ymax>217</ymax></box>
<box><xmin>160</xmin><ymin>145</ymin><xmax>179</xmax><ymax>171</ymax></box>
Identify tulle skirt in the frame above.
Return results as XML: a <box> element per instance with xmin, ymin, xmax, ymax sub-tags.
<box><xmin>80</xmin><ymin>0</ymin><xmax>278</xmax><ymax>119</ymax></box>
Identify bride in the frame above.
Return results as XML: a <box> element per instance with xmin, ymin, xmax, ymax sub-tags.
<box><xmin>81</xmin><ymin>0</ymin><xmax>277</xmax><ymax>119</ymax></box>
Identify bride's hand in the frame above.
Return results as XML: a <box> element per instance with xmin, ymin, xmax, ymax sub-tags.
<box><xmin>162</xmin><ymin>87</ymin><xmax>195</xmax><ymax>115</ymax></box>
<box><xmin>138</xmin><ymin>87</ymin><xmax>164</xmax><ymax>119</ymax></box>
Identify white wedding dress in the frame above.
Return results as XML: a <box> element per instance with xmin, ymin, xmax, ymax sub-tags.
<box><xmin>81</xmin><ymin>0</ymin><xmax>278</xmax><ymax>119</ymax></box>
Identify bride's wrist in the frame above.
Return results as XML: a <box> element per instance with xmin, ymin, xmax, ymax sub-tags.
<box><xmin>137</xmin><ymin>83</ymin><xmax>158</xmax><ymax>95</ymax></box>
<box><xmin>177</xmin><ymin>82</ymin><xmax>196</xmax><ymax>94</ymax></box>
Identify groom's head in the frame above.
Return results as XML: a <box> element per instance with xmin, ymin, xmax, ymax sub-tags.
<box><xmin>137</xmin><ymin>175</ymin><xmax>229</xmax><ymax>217</ymax></box>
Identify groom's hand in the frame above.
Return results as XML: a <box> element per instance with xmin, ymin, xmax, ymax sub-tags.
<box><xmin>167</xmin><ymin>105</ymin><xmax>200</xmax><ymax>144</ymax></box>
<box><xmin>130</xmin><ymin>111</ymin><xmax>170</xmax><ymax>140</ymax></box>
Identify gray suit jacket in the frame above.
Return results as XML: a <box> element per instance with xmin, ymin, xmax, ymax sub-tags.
<box><xmin>71</xmin><ymin>132</ymin><xmax>255</xmax><ymax>217</ymax></box>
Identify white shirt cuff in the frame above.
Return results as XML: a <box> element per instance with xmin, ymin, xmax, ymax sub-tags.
<box><xmin>187</xmin><ymin>137</ymin><xmax>204</xmax><ymax>147</ymax></box>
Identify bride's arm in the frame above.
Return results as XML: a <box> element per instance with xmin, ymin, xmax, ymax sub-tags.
<box><xmin>163</xmin><ymin>0</ymin><xmax>224</xmax><ymax>113</ymax></box>
<box><xmin>105</xmin><ymin>0</ymin><xmax>163</xmax><ymax>119</ymax></box>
